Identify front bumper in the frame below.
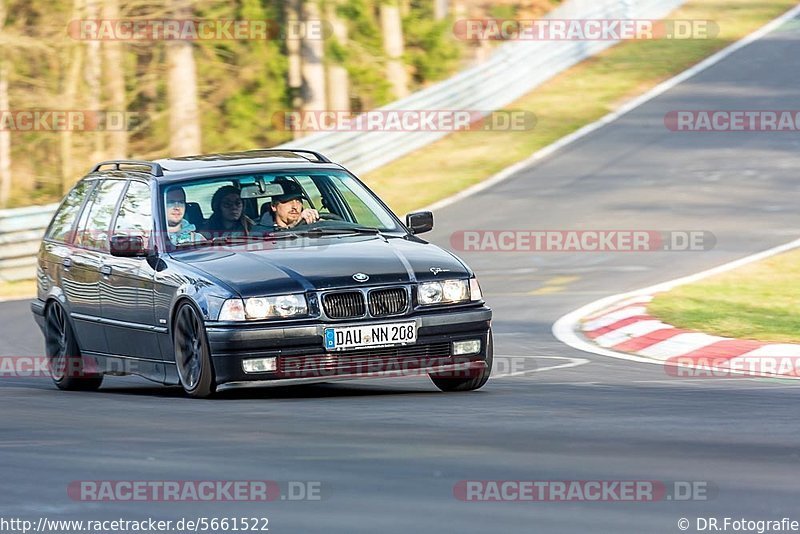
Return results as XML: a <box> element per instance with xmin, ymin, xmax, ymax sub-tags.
<box><xmin>31</xmin><ymin>299</ymin><xmax>46</xmax><ymax>333</ymax></box>
<box><xmin>206</xmin><ymin>306</ymin><xmax>492</xmax><ymax>388</ymax></box>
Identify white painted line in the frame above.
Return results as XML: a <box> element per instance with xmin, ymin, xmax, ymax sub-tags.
<box><xmin>423</xmin><ymin>3</ymin><xmax>800</xmax><ymax>214</ymax></box>
<box><xmin>594</xmin><ymin>320</ymin><xmax>674</xmax><ymax>348</ymax></box>
<box><xmin>490</xmin><ymin>355</ymin><xmax>590</xmax><ymax>379</ymax></box>
<box><xmin>582</xmin><ymin>306</ymin><xmax>648</xmax><ymax>332</ymax></box>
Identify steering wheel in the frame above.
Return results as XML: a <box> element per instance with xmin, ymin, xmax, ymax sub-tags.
<box><xmin>319</xmin><ymin>213</ymin><xmax>344</xmax><ymax>221</ymax></box>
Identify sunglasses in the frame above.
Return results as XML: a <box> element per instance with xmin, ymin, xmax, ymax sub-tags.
<box><xmin>166</xmin><ymin>200</ymin><xmax>186</xmax><ymax>209</ymax></box>
<box><xmin>221</xmin><ymin>200</ymin><xmax>243</xmax><ymax>209</ymax></box>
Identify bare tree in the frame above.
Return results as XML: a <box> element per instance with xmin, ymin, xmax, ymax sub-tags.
<box><xmin>84</xmin><ymin>0</ymin><xmax>104</xmax><ymax>163</ymax></box>
<box><xmin>166</xmin><ymin>0</ymin><xmax>201</xmax><ymax>156</ymax></box>
<box><xmin>434</xmin><ymin>0</ymin><xmax>449</xmax><ymax>20</ymax></box>
<box><xmin>0</xmin><ymin>63</ymin><xmax>10</xmax><ymax>208</ymax></box>
<box><xmin>380</xmin><ymin>1</ymin><xmax>408</xmax><ymax>100</ymax></box>
<box><xmin>286</xmin><ymin>0</ymin><xmax>303</xmax><ymax>138</ymax></box>
<box><xmin>301</xmin><ymin>0</ymin><xmax>327</xmax><ymax>112</ymax></box>
<box><xmin>61</xmin><ymin>0</ymin><xmax>85</xmax><ymax>194</ymax></box>
<box><xmin>0</xmin><ymin>64</ymin><xmax>8</xmax><ymax>208</ymax></box>
<box><xmin>325</xmin><ymin>0</ymin><xmax>349</xmax><ymax>112</ymax></box>
<box><xmin>103</xmin><ymin>0</ymin><xmax>127</xmax><ymax>158</ymax></box>
<box><xmin>0</xmin><ymin>0</ymin><xmax>10</xmax><ymax>207</ymax></box>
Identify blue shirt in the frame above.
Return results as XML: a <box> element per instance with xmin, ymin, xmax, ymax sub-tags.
<box><xmin>168</xmin><ymin>219</ymin><xmax>205</xmax><ymax>246</ymax></box>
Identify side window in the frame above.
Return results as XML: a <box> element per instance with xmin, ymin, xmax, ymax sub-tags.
<box><xmin>74</xmin><ymin>180</ymin><xmax>126</xmax><ymax>252</ymax></box>
<box><xmin>113</xmin><ymin>182</ymin><xmax>152</xmax><ymax>241</ymax></box>
<box><xmin>45</xmin><ymin>180</ymin><xmax>95</xmax><ymax>243</ymax></box>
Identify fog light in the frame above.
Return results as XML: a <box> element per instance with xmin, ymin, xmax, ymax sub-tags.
<box><xmin>242</xmin><ymin>357</ymin><xmax>277</xmax><ymax>374</ymax></box>
<box><xmin>453</xmin><ymin>340</ymin><xmax>481</xmax><ymax>356</ymax></box>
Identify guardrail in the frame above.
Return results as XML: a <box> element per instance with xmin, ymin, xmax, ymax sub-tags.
<box><xmin>278</xmin><ymin>0</ymin><xmax>685</xmax><ymax>174</ymax></box>
<box><xmin>0</xmin><ymin>0</ymin><xmax>685</xmax><ymax>282</ymax></box>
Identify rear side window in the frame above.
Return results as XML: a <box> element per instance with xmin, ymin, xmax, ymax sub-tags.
<box><xmin>74</xmin><ymin>180</ymin><xmax>127</xmax><ymax>252</ymax></box>
<box><xmin>45</xmin><ymin>180</ymin><xmax>95</xmax><ymax>243</ymax></box>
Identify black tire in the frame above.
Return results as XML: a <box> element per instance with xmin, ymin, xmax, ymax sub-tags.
<box><xmin>173</xmin><ymin>302</ymin><xmax>215</xmax><ymax>398</ymax></box>
<box><xmin>45</xmin><ymin>302</ymin><xmax>103</xmax><ymax>391</ymax></box>
<box><xmin>430</xmin><ymin>329</ymin><xmax>493</xmax><ymax>392</ymax></box>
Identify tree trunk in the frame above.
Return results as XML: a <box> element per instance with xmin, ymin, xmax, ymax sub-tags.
<box><xmin>286</xmin><ymin>0</ymin><xmax>303</xmax><ymax>139</ymax></box>
<box><xmin>60</xmin><ymin>0</ymin><xmax>85</xmax><ymax>194</ymax></box>
<box><xmin>0</xmin><ymin>61</ymin><xmax>10</xmax><ymax>207</ymax></box>
<box><xmin>300</xmin><ymin>0</ymin><xmax>327</xmax><ymax>112</ymax></box>
<box><xmin>325</xmin><ymin>1</ymin><xmax>349</xmax><ymax>112</ymax></box>
<box><xmin>434</xmin><ymin>0</ymin><xmax>448</xmax><ymax>20</ymax></box>
<box><xmin>166</xmin><ymin>0</ymin><xmax>201</xmax><ymax>156</ymax></box>
<box><xmin>0</xmin><ymin>0</ymin><xmax>9</xmax><ymax>206</ymax></box>
<box><xmin>380</xmin><ymin>2</ymin><xmax>408</xmax><ymax>100</ymax></box>
<box><xmin>84</xmin><ymin>0</ymin><xmax>104</xmax><ymax>163</ymax></box>
<box><xmin>102</xmin><ymin>0</ymin><xmax>127</xmax><ymax>158</ymax></box>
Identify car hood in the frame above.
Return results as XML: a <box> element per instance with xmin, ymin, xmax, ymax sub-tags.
<box><xmin>172</xmin><ymin>235</ymin><xmax>470</xmax><ymax>297</ymax></box>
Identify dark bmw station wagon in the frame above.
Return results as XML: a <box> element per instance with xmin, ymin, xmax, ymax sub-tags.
<box><xmin>31</xmin><ymin>150</ymin><xmax>492</xmax><ymax>397</ymax></box>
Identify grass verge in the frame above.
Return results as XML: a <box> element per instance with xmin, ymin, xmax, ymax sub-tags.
<box><xmin>363</xmin><ymin>0</ymin><xmax>799</xmax><ymax>215</ymax></box>
<box><xmin>0</xmin><ymin>279</ymin><xmax>36</xmax><ymax>300</ymax></box>
<box><xmin>648</xmin><ymin>249</ymin><xmax>800</xmax><ymax>343</ymax></box>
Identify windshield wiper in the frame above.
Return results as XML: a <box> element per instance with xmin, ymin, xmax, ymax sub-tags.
<box><xmin>177</xmin><ymin>233</ymin><xmax>298</xmax><ymax>249</ymax></box>
<box><xmin>300</xmin><ymin>226</ymin><xmax>382</xmax><ymax>237</ymax></box>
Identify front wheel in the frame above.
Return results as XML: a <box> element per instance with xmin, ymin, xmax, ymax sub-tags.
<box><xmin>173</xmin><ymin>302</ymin><xmax>215</xmax><ymax>398</ymax></box>
<box><xmin>429</xmin><ymin>330</ymin><xmax>493</xmax><ymax>392</ymax></box>
<box><xmin>45</xmin><ymin>302</ymin><xmax>103</xmax><ymax>391</ymax></box>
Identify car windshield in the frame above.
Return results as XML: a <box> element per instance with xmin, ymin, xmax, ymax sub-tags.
<box><xmin>162</xmin><ymin>170</ymin><xmax>403</xmax><ymax>248</ymax></box>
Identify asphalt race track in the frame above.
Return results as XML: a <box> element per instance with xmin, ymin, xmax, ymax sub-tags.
<box><xmin>3</xmin><ymin>16</ymin><xmax>800</xmax><ymax>534</ymax></box>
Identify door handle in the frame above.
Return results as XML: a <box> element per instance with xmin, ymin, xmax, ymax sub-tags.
<box><xmin>100</xmin><ymin>265</ymin><xmax>112</xmax><ymax>276</ymax></box>
<box><xmin>62</xmin><ymin>258</ymin><xmax>72</xmax><ymax>269</ymax></box>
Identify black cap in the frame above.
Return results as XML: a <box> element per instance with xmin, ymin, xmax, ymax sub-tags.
<box><xmin>272</xmin><ymin>180</ymin><xmax>304</xmax><ymax>203</ymax></box>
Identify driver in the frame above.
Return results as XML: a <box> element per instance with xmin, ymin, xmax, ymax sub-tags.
<box><xmin>268</xmin><ymin>180</ymin><xmax>320</xmax><ymax>229</ymax></box>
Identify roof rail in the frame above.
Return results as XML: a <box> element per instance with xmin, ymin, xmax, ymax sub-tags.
<box><xmin>251</xmin><ymin>149</ymin><xmax>332</xmax><ymax>163</ymax></box>
<box><xmin>286</xmin><ymin>149</ymin><xmax>332</xmax><ymax>163</ymax></box>
<box><xmin>91</xmin><ymin>160</ymin><xmax>164</xmax><ymax>177</ymax></box>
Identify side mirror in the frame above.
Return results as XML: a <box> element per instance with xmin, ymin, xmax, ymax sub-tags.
<box><xmin>110</xmin><ymin>235</ymin><xmax>148</xmax><ymax>258</ymax></box>
<box><xmin>405</xmin><ymin>211</ymin><xmax>433</xmax><ymax>235</ymax></box>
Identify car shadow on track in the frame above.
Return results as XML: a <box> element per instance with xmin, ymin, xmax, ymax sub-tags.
<box><xmin>95</xmin><ymin>380</ymin><xmax>451</xmax><ymax>400</ymax></box>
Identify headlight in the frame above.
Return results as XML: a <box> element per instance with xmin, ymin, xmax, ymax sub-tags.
<box><xmin>418</xmin><ymin>279</ymin><xmax>470</xmax><ymax>305</ymax></box>
<box><xmin>218</xmin><ymin>294</ymin><xmax>308</xmax><ymax>321</ymax></box>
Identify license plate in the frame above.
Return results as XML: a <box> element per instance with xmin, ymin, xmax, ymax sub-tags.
<box><xmin>324</xmin><ymin>322</ymin><xmax>417</xmax><ymax>351</ymax></box>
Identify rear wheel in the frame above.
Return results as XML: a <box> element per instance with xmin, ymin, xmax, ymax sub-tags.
<box><xmin>173</xmin><ymin>302</ymin><xmax>215</xmax><ymax>398</ymax></box>
<box><xmin>45</xmin><ymin>302</ymin><xmax>103</xmax><ymax>391</ymax></box>
<box><xmin>430</xmin><ymin>330</ymin><xmax>493</xmax><ymax>392</ymax></box>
